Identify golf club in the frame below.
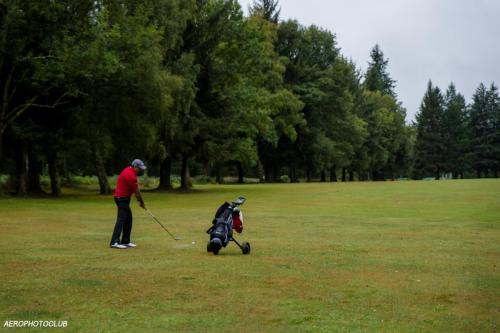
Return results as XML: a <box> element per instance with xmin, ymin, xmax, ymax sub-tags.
<box><xmin>144</xmin><ymin>209</ymin><xmax>182</xmax><ymax>241</ymax></box>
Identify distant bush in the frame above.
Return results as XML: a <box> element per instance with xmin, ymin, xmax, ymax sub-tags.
<box><xmin>193</xmin><ymin>175</ymin><xmax>216</xmax><ymax>184</ymax></box>
<box><xmin>40</xmin><ymin>176</ymin><xmax>50</xmax><ymax>187</ymax></box>
<box><xmin>0</xmin><ymin>175</ymin><xmax>12</xmax><ymax>192</ymax></box>
<box><xmin>279</xmin><ymin>175</ymin><xmax>290</xmax><ymax>183</ymax></box>
<box><xmin>68</xmin><ymin>175</ymin><xmax>99</xmax><ymax>185</ymax></box>
<box><xmin>0</xmin><ymin>175</ymin><xmax>9</xmax><ymax>185</ymax></box>
<box><xmin>244</xmin><ymin>177</ymin><xmax>261</xmax><ymax>184</ymax></box>
<box><xmin>138</xmin><ymin>175</ymin><xmax>159</xmax><ymax>188</ymax></box>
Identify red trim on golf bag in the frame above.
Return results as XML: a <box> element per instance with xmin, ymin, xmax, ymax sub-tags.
<box><xmin>232</xmin><ymin>211</ymin><xmax>243</xmax><ymax>233</ymax></box>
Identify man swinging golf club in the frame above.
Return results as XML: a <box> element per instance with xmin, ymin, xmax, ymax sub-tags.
<box><xmin>110</xmin><ymin>159</ymin><xmax>147</xmax><ymax>249</ymax></box>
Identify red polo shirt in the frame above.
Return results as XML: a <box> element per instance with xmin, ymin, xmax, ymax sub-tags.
<box><xmin>114</xmin><ymin>166</ymin><xmax>139</xmax><ymax>198</ymax></box>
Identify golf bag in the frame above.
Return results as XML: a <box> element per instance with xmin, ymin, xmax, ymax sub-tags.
<box><xmin>206</xmin><ymin>197</ymin><xmax>250</xmax><ymax>255</ymax></box>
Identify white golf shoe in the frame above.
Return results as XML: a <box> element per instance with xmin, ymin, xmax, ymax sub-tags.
<box><xmin>111</xmin><ymin>243</ymin><xmax>127</xmax><ymax>249</ymax></box>
<box><xmin>123</xmin><ymin>243</ymin><xmax>136</xmax><ymax>248</ymax></box>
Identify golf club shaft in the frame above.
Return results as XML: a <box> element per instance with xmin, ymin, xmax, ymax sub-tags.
<box><xmin>145</xmin><ymin>209</ymin><xmax>179</xmax><ymax>241</ymax></box>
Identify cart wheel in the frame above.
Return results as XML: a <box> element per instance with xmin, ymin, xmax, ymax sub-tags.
<box><xmin>213</xmin><ymin>247</ymin><xmax>220</xmax><ymax>255</ymax></box>
<box><xmin>206</xmin><ymin>241</ymin><xmax>212</xmax><ymax>252</ymax></box>
<box><xmin>242</xmin><ymin>242</ymin><xmax>251</xmax><ymax>255</ymax></box>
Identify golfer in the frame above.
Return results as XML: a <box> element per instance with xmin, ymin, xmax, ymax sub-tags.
<box><xmin>110</xmin><ymin>159</ymin><xmax>147</xmax><ymax>249</ymax></box>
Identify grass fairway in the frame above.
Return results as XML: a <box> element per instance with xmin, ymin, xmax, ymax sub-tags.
<box><xmin>1</xmin><ymin>180</ymin><xmax>499</xmax><ymax>332</ymax></box>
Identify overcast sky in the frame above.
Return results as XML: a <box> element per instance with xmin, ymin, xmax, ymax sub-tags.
<box><xmin>238</xmin><ymin>0</ymin><xmax>500</xmax><ymax>122</ymax></box>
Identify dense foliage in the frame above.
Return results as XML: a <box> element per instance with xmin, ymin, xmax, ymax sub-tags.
<box><xmin>0</xmin><ymin>0</ymin><xmax>498</xmax><ymax>195</ymax></box>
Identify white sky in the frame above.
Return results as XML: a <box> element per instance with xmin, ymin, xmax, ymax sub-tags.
<box><xmin>238</xmin><ymin>0</ymin><xmax>500</xmax><ymax>122</ymax></box>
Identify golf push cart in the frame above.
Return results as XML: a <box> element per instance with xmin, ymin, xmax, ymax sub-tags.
<box><xmin>206</xmin><ymin>196</ymin><xmax>250</xmax><ymax>255</ymax></box>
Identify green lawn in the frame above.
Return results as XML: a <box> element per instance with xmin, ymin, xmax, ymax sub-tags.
<box><xmin>1</xmin><ymin>180</ymin><xmax>499</xmax><ymax>332</ymax></box>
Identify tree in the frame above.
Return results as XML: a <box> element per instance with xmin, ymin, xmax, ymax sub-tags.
<box><xmin>469</xmin><ymin>83</ymin><xmax>500</xmax><ymax>177</ymax></box>
<box><xmin>303</xmin><ymin>58</ymin><xmax>367</xmax><ymax>182</ymax></box>
<box><xmin>469</xmin><ymin>83</ymin><xmax>489</xmax><ymax>177</ymax></box>
<box><xmin>63</xmin><ymin>1</ymin><xmax>175</xmax><ymax>194</ymax></box>
<box><xmin>132</xmin><ymin>0</ymin><xmax>196</xmax><ymax>190</ymax></box>
<box><xmin>364</xmin><ymin>44</ymin><xmax>397</xmax><ymax>98</ymax></box>
<box><xmin>170</xmin><ymin>1</ymin><xmax>303</xmax><ymax>187</ymax></box>
<box><xmin>414</xmin><ymin>81</ymin><xmax>446</xmax><ymax>179</ymax></box>
<box><xmin>442</xmin><ymin>83</ymin><xmax>469</xmax><ymax>178</ymax></box>
<box><xmin>0</xmin><ymin>0</ymin><xmax>94</xmax><ymax>195</ymax></box>
<box><xmin>356</xmin><ymin>90</ymin><xmax>405</xmax><ymax>180</ymax></box>
<box><xmin>351</xmin><ymin>44</ymin><xmax>409</xmax><ymax>181</ymax></box>
<box><xmin>485</xmin><ymin>83</ymin><xmax>500</xmax><ymax>177</ymax></box>
<box><xmin>249</xmin><ymin>0</ymin><xmax>280</xmax><ymax>24</ymax></box>
<box><xmin>276</xmin><ymin>21</ymin><xmax>345</xmax><ymax>182</ymax></box>
<box><xmin>490</xmin><ymin>84</ymin><xmax>500</xmax><ymax>177</ymax></box>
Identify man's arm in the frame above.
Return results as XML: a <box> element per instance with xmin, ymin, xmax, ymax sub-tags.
<box><xmin>134</xmin><ymin>188</ymin><xmax>146</xmax><ymax>209</ymax></box>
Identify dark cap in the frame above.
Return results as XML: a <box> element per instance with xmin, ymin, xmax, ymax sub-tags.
<box><xmin>131</xmin><ymin>159</ymin><xmax>146</xmax><ymax>170</ymax></box>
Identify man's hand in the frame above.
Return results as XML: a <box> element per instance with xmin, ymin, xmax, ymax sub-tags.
<box><xmin>135</xmin><ymin>189</ymin><xmax>146</xmax><ymax>209</ymax></box>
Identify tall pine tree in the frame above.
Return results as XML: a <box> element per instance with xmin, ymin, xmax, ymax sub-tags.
<box><xmin>469</xmin><ymin>83</ymin><xmax>500</xmax><ymax>177</ymax></box>
<box><xmin>489</xmin><ymin>84</ymin><xmax>500</xmax><ymax>177</ymax></box>
<box><xmin>442</xmin><ymin>83</ymin><xmax>469</xmax><ymax>178</ymax></box>
<box><xmin>414</xmin><ymin>81</ymin><xmax>446</xmax><ymax>179</ymax></box>
<box><xmin>249</xmin><ymin>0</ymin><xmax>280</xmax><ymax>24</ymax></box>
<box><xmin>364</xmin><ymin>44</ymin><xmax>396</xmax><ymax>98</ymax></box>
<box><xmin>483</xmin><ymin>83</ymin><xmax>500</xmax><ymax>177</ymax></box>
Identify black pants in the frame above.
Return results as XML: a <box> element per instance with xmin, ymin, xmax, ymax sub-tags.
<box><xmin>110</xmin><ymin>197</ymin><xmax>132</xmax><ymax>245</ymax></box>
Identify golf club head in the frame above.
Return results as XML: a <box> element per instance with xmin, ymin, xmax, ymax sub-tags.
<box><xmin>232</xmin><ymin>196</ymin><xmax>246</xmax><ymax>206</ymax></box>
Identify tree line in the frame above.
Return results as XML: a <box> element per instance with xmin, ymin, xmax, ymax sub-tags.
<box><xmin>0</xmin><ymin>0</ymin><xmax>498</xmax><ymax>196</ymax></box>
<box><xmin>415</xmin><ymin>81</ymin><xmax>500</xmax><ymax>179</ymax></box>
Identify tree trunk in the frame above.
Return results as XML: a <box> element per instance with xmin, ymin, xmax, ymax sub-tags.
<box><xmin>264</xmin><ymin>163</ymin><xmax>272</xmax><ymax>182</ymax></box>
<box><xmin>180</xmin><ymin>155</ymin><xmax>192</xmax><ymax>189</ymax></box>
<box><xmin>215</xmin><ymin>166</ymin><xmax>222</xmax><ymax>184</ymax></box>
<box><xmin>289</xmin><ymin>163</ymin><xmax>298</xmax><ymax>183</ymax></box>
<box><xmin>48</xmin><ymin>152</ymin><xmax>61</xmax><ymax>197</ymax></box>
<box><xmin>348</xmin><ymin>170</ymin><xmax>354</xmax><ymax>182</ymax></box>
<box><xmin>28</xmin><ymin>153</ymin><xmax>44</xmax><ymax>194</ymax></box>
<box><xmin>476</xmin><ymin>169</ymin><xmax>481</xmax><ymax>179</ymax></box>
<box><xmin>272</xmin><ymin>164</ymin><xmax>279</xmax><ymax>182</ymax></box>
<box><xmin>306</xmin><ymin>167</ymin><xmax>312</xmax><ymax>183</ymax></box>
<box><xmin>158</xmin><ymin>157</ymin><xmax>173</xmax><ymax>190</ymax></box>
<box><xmin>237</xmin><ymin>162</ymin><xmax>244</xmax><ymax>184</ymax></box>
<box><xmin>16</xmin><ymin>146</ymin><xmax>28</xmax><ymax>196</ymax></box>
<box><xmin>372</xmin><ymin>170</ymin><xmax>385</xmax><ymax>181</ymax></box>
<box><xmin>320</xmin><ymin>171</ymin><xmax>326</xmax><ymax>182</ymax></box>
<box><xmin>435</xmin><ymin>167</ymin><xmax>440</xmax><ymax>180</ymax></box>
<box><xmin>0</xmin><ymin>90</ymin><xmax>7</xmax><ymax>165</ymax></box>
<box><xmin>92</xmin><ymin>146</ymin><xmax>110</xmax><ymax>195</ymax></box>
<box><xmin>342</xmin><ymin>168</ymin><xmax>347</xmax><ymax>182</ymax></box>
<box><xmin>257</xmin><ymin>161</ymin><xmax>264</xmax><ymax>183</ymax></box>
<box><xmin>62</xmin><ymin>155</ymin><xmax>70</xmax><ymax>184</ymax></box>
<box><xmin>330</xmin><ymin>167</ymin><xmax>337</xmax><ymax>182</ymax></box>
<box><xmin>264</xmin><ymin>163</ymin><xmax>280</xmax><ymax>182</ymax></box>
<box><xmin>0</xmin><ymin>128</ymin><xmax>3</xmax><ymax>168</ymax></box>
